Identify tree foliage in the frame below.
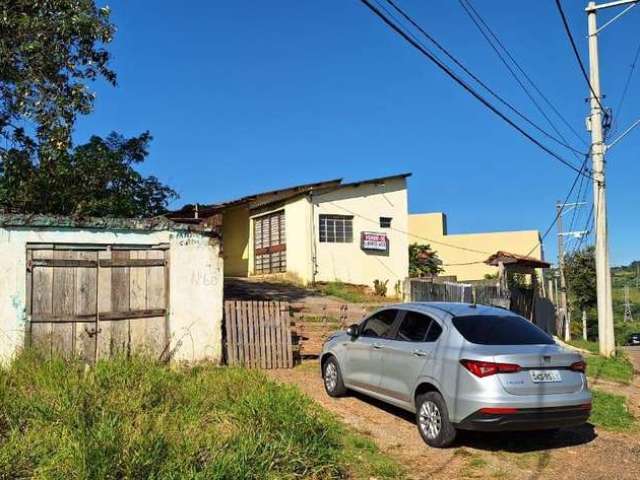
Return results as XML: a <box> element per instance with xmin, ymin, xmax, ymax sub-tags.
<box><xmin>565</xmin><ymin>246</ymin><xmax>597</xmax><ymax>312</ymax></box>
<box><xmin>409</xmin><ymin>243</ymin><xmax>443</xmax><ymax>277</ymax></box>
<box><xmin>0</xmin><ymin>132</ymin><xmax>177</xmax><ymax>217</ymax></box>
<box><xmin>0</xmin><ymin>2</ymin><xmax>177</xmax><ymax>217</ymax></box>
<box><xmin>0</xmin><ymin>0</ymin><xmax>115</xmax><ymax>151</ymax></box>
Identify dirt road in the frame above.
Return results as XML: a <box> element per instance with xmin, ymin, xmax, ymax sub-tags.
<box><xmin>269</xmin><ymin>363</ymin><xmax>640</xmax><ymax>480</ymax></box>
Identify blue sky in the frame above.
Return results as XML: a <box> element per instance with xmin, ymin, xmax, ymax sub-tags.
<box><xmin>74</xmin><ymin>1</ymin><xmax>640</xmax><ymax>266</ymax></box>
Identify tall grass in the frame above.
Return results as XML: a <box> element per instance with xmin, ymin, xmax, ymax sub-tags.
<box><xmin>0</xmin><ymin>352</ymin><xmax>398</xmax><ymax>479</ymax></box>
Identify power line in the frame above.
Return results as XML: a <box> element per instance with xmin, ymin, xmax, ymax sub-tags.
<box><xmin>612</xmin><ymin>36</ymin><xmax>640</xmax><ymax>136</ymax></box>
<box><xmin>525</xmin><ymin>156</ymin><xmax>589</xmax><ymax>257</ymax></box>
<box><xmin>381</xmin><ymin>0</ymin><xmax>586</xmax><ymax>156</ymax></box>
<box><xmin>360</xmin><ymin>0</ymin><xmax>591</xmax><ymax>178</ymax></box>
<box><xmin>324</xmin><ymin>201</ymin><xmax>493</xmax><ymax>255</ymax></box>
<box><xmin>554</xmin><ymin>0</ymin><xmax>607</xmax><ymax>115</ymax></box>
<box><xmin>458</xmin><ymin>0</ymin><xmax>588</xmax><ymax>148</ymax></box>
<box><xmin>574</xmin><ymin>203</ymin><xmax>594</xmax><ymax>252</ymax></box>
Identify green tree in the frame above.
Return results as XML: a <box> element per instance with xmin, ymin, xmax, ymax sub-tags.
<box><xmin>0</xmin><ymin>132</ymin><xmax>177</xmax><ymax>217</ymax></box>
<box><xmin>0</xmin><ymin>2</ymin><xmax>177</xmax><ymax>217</ymax></box>
<box><xmin>0</xmin><ymin>0</ymin><xmax>116</xmax><ymax>151</ymax></box>
<box><xmin>565</xmin><ymin>246</ymin><xmax>597</xmax><ymax>313</ymax></box>
<box><xmin>409</xmin><ymin>243</ymin><xmax>443</xmax><ymax>277</ymax></box>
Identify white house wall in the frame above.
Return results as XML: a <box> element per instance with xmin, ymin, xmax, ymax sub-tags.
<box><xmin>0</xmin><ymin>227</ymin><xmax>223</xmax><ymax>364</ymax></box>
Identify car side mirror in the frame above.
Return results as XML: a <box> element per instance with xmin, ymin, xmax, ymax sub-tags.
<box><xmin>346</xmin><ymin>324</ymin><xmax>360</xmax><ymax>338</ymax></box>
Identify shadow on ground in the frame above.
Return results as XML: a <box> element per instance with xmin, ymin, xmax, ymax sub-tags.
<box><xmin>225</xmin><ymin>278</ymin><xmax>321</xmax><ymax>301</ymax></box>
<box><xmin>346</xmin><ymin>389</ymin><xmax>597</xmax><ymax>452</ymax></box>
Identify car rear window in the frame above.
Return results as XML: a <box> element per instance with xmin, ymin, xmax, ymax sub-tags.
<box><xmin>452</xmin><ymin>315</ymin><xmax>554</xmax><ymax>345</ymax></box>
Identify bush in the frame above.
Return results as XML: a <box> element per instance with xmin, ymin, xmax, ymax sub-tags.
<box><xmin>0</xmin><ymin>352</ymin><xmax>359</xmax><ymax>479</ymax></box>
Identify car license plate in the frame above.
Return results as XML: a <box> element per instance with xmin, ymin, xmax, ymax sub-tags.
<box><xmin>529</xmin><ymin>370</ymin><xmax>562</xmax><ymax>383</ymax></box>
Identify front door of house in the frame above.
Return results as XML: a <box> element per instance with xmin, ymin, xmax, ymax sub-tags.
<box><xmin>254</xmin><ymin>210</ymin><xmax>286</xmax><ymax>274</ymax></box>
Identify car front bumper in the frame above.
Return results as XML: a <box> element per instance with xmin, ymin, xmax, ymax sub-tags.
<box><xmin>455</xmin><ymin>404</ymin><xmax>591</xmax><ymax>431</ymax></box>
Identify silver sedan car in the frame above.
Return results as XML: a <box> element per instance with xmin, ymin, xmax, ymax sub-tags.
<box><xmin>320</xmin><ymin>302</ymin><xmax>592</xmax><ymax>447</ymax></box>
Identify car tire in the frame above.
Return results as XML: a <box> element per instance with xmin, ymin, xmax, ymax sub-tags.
<box><xmin>323</xmin><ymin>356</ymin><xmax>347</xmax><ymax>397</ymax></box>
<box><xmin>415</xmin><ymin>391</ymin><xmax>457</xmax><ymax>448</ymax></box>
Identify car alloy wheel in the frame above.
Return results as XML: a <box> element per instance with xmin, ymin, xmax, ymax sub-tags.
<box><xmin>419</xmin><ymin>400</ymin><xmax>442</xmax><ymax>440</ymax></box>
<box><xmin>324</xmin><ymin>362</ymin><xmax>338</xmax><ymax>393</ymax></box>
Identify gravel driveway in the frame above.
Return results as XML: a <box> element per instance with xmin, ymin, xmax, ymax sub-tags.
<box><xmin>269</xmin><ymin>362</ymin><xmax>640</xmax><ymax>480</ymax></box>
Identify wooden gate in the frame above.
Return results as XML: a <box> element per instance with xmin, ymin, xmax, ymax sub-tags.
<box><xmin>223</xmin><ymin>300</ymin><xmax>293</xmax><ymax>368</ymax></box>
<box><xmin>26</xmin><ymin>244</ymin><xmax>169</xmax><ymax>362</ymax></box>
<box><xmin>253</xmin><ymin>210</ymin><xmax>286</xmax><ymax>274</ymax></box>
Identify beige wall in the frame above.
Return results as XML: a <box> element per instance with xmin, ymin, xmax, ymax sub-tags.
<box><xmin>0</xmin><ymin>226</ymin><xmax>224</xmax><ymax>364</ymax></box>
<box><xmin>224</xmin><ymin>178</ymin><xmax>410</xmax><ymax>293</ymax></box>
<box><xmin>247</xmin><ymin>197</ymin><xmax>314</xmax><ymax>283</ymax></box>
<box><xmin>312</xmin><ymin>178</ymin><xmax>409</xmax><ymax>293</ymax></box>
<box><xmin>408</xmin><ymin>213</ymin><xmax>543</xmax><ymax>281</ymax></box>
<box><xmin>222</xmin><ymin>205</ymin><xmax>250</xmax><ymax>277</ymax></box>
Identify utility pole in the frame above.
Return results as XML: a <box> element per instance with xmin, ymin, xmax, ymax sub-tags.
<box><xmin>624</xmin><ymin>285</ymin><xmax>634</xmax><ymax>322</ymax></box>
<box><xmin>556</xmin><ymin>202</ymin><xmax>570</xmax><ymax>341</ymax></box>
<box><xmin>584</xmin><ymin>0</ymin><xmax>640</xmax><ymax>356</ymax></box>
<box><xmin>556</xmin><ymin>201</ymin><xmax>587</xmax><ymax>341</ymax></box>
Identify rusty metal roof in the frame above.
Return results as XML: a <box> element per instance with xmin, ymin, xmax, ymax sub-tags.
<box><xmin>485</xmin><ymin>250</ymin><xmax>550</xmax><ymax>269</ymax></box>
<box><xmin>167</xmin><ymin>172</ymin><xmax>411</xmax><ymax>220</ymax></box>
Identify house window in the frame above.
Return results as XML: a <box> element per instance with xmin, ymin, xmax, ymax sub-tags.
<box><xmin>319</xmin><ymin>215</ymin><xmax>353</xmax><ymax>243</ymax></box>
<box><xmin>380</xmin><ymin>217</ymin><xmax>392</xmax><ymax>228</ymax></box>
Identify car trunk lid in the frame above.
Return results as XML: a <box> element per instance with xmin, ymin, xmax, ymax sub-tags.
<box><xmin>491</xmin><ymin>344</ymin><xmax>584</xmax><ymax>396</ymax></box>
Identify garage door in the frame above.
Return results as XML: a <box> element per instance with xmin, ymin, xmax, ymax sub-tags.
<box><xmin>26</xmin><ymin>244</ymin><xmax>169</xmax><ymax>363</ymax></box>
<box><xmin>254</xmin><ymin>211</ymin><xmax>286</xmax><ymax>274</ymax></box>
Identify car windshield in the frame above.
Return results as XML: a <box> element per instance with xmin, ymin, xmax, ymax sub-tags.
<box><xmin>452</xmin><ymin>314</ymin><xmax>554</xmax><ymax>345</ymax></box>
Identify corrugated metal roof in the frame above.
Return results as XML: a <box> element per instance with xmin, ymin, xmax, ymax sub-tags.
<box><xmin>167</xmin><ymin>172</ymin><xmax>411</xmax><ymax>220</ymax></box>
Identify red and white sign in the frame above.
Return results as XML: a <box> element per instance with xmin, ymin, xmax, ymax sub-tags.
<box><xmin>361</xmin><ymin>231</ymin><xmax>389</xmax><ymax>252</ymax></box>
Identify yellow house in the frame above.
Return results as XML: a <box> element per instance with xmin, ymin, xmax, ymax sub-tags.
<box><xmin>408</xmin><ymin>213</ymin><xmax>544</xmax><ymax>281</ymax></box>
<box><xmin>170</xmin><ymin>174</ymin><xmax>411</xmax><ymax>292</ymax></box>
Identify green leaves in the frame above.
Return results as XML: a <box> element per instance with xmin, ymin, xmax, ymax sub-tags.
<box><xmin>0</xmin><ymin>0</ymin><xmax>116</xmax><ymax>150</ymax></box>
<box><xmin>565</xmin><ymin>246</ymin><xmax>597</xmax><ymax>311</ymax></box>
<box><xmin>0</xmin><ymin>131</ymin><xmax>178</xmax><ymax>217</ymax></box>
<box><xmin>409</xmin><ymin>243</ymin><xmax>444</xmax><ymax>277</ymax></box>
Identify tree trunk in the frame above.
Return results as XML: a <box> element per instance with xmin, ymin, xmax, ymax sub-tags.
<box><xmin>582</xmin><ymin>309</ymin><xmax>588</xmax><ymax>341</ymax></box>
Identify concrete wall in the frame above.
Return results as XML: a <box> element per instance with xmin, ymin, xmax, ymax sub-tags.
<box><xmin>222</xmin><ymin>205</ymin><xmax>250</xmax><ymax>277</ymax></box>
<box><xmin>0</xmin><ymin>226</ymin><xmax>223</xmax><ymax>364</ymax></box>
<box><xmin>312</xmin><ymin>177</ymin><xmax>409</xmax><ymax>292</ymax></box>
<box><xmin>408</xmin><ymin>213</ymin><xmax>543</xmax><ymax>281</ymax></box>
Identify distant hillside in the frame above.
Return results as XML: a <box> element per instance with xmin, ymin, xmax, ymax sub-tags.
<box><xmin>612</xmin><ymin>260</ymin><xmax>639</xmax><ymax>289</ymax></box>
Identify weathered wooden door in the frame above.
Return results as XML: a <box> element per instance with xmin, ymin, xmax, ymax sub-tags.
<box><xmin>253</xmin><ymin>210</ymin><xmax>286</xmax><ymax>274</ymax></box>
<box><xmin>26</xmin><ymin>244</ymin><xmax>169</xmax><ymax>362</ymax></box>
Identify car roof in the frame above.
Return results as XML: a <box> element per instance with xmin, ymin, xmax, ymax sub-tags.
<box><xmin>383</xmin><ymin>302</ymin><xmax>515</xmax><ymax>318</ymax></box>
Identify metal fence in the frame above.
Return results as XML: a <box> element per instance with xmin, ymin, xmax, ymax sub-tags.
<box><xmin>404</xmin><ymin>278</ymin><xmax>509</xmax><ymax>308</ymax></box>
<box><xmin>403</xmin><ymin>278</ymin><xmax>473</xmax><ymax>303</ymax></box>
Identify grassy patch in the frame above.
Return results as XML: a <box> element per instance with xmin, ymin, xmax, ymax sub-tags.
<box><xmin>567</xmin><ymin>339</ymin><xmax>634</xmax><ymax>383</ymax></box>
<box><xmin>567</xmin><ymin>339</ymin><xmax>600</xmax><ymax>354</ymax></box>
<box><xmin>316</xmin><ymin>281</ymin><xmax>389</xmax><ymax>304</ymax></box>
<box><xmin>590</xmin><ymin>389</ymin><xmax>636</xmax><ymax>431</ymax></box>
<box><xmin>586</xmin><ymin>352</ymin><xmax>634</xmax><ymax>384</ymax></box>
<box><xmin>0</xmin><ymin>352</ymin><xmax>402</xmax><ymax>479</ymax></box>
<box><xmin>341</xmin><ymin>432</ymin><xmax>404</xmax><ymax>479</ymax></box>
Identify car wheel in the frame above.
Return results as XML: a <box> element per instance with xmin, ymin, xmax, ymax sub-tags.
<box><xmin>416</xmin><ymin>391</ymin><xmax>457</xmax><ymax>448</ymax></box>
<box><xmin>323</xmin><ymin>356</ymin><xmax>347</xmax><ymax>397</ymax></box>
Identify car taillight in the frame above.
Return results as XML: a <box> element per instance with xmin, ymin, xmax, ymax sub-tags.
<box><xmin>479</xmin><ymin>407</ymin><xmax>519</xmax><ymax>414</ymax></box>
<box><xmin>460</xmin><ymin>359</ymin><xmax>521</xmax><ymax>377</ymax></box>
<box><xmin>569</xmin><ymin>361</ymin><xmax>586</xmax><ymax>373</ymax></box>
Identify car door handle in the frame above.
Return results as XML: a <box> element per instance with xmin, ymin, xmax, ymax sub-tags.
<box><xmin>413</xmin><ymin>349</ymin><xmax>429</xmax><ymax>357</ymax></box>
<box><xmin>372</xmin><ymin>343</ymin><xmax>384</xmax><ymax>350</ymax></box>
